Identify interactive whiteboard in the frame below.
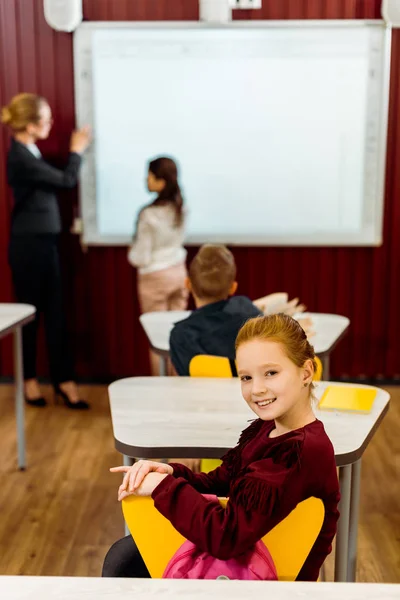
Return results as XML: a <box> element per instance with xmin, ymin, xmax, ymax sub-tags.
<box><xmin>74</xmin><ymin>21</ymin><xmax>391</xmax><ymax>246</ymax></box>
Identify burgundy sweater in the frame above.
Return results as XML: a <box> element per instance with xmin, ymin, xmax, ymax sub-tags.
<box><xmin>152</xmin><ymin>418</ymin><xmax>340</xmax><ymax>581</ymax></box>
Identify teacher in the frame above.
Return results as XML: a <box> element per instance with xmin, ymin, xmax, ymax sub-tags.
<box><xmin>1</xmin><ymin>93</ymin><xmax>90</xmax><ymax>408</ymax></box>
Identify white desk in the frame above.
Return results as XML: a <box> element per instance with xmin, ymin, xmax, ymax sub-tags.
<box><xmin>0</xmin><ymin>303</ymin><xmax>36</xmax><ymax>470</ymax></box>
<box><xmin>139</xmin><ymin>310</ymin><xmax>189</xmax><ymax>376</ymax></box>
<box><xmin>108</xmin><ymin>377</ymin><xmax>389</xmax><ymax>584</ymax></box>
<box><xmin>1</xmin><ymin>577</ymin><xmax>399</xmax><ymax>599</ymax></box>
<box><xmin>139</xmin><ymin>311</ymin><xmax>350</xmax><ymax>378</ymax></box>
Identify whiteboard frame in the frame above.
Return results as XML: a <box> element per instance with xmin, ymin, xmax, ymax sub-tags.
<box><xmin>73</xmin><ymin>20</ymin><xmax>392</xmax><ymax>247</ymax></box>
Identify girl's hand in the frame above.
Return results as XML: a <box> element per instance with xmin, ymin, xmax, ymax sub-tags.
<box><xmin>110</xmin><ymin>460</ymin><xmax>173</xmax><ymax>497</ymax></box>
<box><xmin>117</xmin><ymin>472</ymin><xmax>168</xmax><ymax>501</ymax></box>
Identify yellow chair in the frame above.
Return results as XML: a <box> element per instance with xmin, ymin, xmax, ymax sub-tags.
<box><xmin>189</xmin><ymin>355</ymin><xmax>236</xmax><ymax>473</ymax></box>
<box><xmin>122</xmin><ymin>495</ymin><xmax>324</xmax><ymax>581</ymax></box>
<box><xmin>314</xmin><ymin>356</ymin><xmax>323</xmax><ymax>381</ymax></box>
<box><xmin>199</xmin><ymin>457</ymin><xmax>221</xmax><ymax>473</ymax></box>
<box><xmin>189</xmin><ymin>354</ymin><xmax>236</xmax><ymax>378</ymax></box>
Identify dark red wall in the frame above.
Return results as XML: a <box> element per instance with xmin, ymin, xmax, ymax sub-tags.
<box><xmin>1</xmin><ymin>1</ymin><xmax>399</xmax><ymax>380</ymax></box>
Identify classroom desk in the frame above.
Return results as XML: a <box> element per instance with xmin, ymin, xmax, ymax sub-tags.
<box><xmin>2</xmin><ymin>576</ymin><xmax>399</xmax><ymax>600</ymax></box>
<box><xmin>0</xmin><ymin>303</ymin><xmax>36</xmax><ymax>470</ymax></box>
<box><xmin>108</xmin><ymin>377</ymin><xmax>390</xmax><ymax>584</ymax></box>
<box><xmin>139</xmin><ymin>311</ymin><xmax>350</xmax><ymax>378</ymax></box>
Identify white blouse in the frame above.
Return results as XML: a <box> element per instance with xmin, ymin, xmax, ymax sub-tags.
<box><xmin>127</xmin><ymin>204</ymin><xmax>187</xmax><ymax>275</ymax></box>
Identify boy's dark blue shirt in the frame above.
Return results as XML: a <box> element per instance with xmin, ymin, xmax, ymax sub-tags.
<box><xmin>169</xmin><ymin>295</ymin><xmax>262</xmax><ymax>376</ymax></box>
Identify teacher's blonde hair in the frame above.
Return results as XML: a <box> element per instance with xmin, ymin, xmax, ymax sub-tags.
<box><xmin>1</xmin><ymin>93</ymin><xmax>46</xmax><ymax>132</ymax></box>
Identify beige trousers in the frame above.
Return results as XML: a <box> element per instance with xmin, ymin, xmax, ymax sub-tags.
<box><xmin>137</xmin><ymin>262</ymin><xmax>188</xmax><ymax>314</ymax></box>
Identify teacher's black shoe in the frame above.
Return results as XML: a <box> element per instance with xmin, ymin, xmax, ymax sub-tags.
<box><xmin>25</xmin><ymin>396</ymin><xmax>47</xmax><ymax>407</ymax></box>
<box><xmin>54</xmin><ymin>387</ymin><xmax>90</xmax><ymax>410</ymax></box>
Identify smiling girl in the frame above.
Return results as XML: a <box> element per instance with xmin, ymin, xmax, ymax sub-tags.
<box><xmin>105</xmin><ymin>314</ymin><xmax>340</xmax><ymax>581</ymax></box>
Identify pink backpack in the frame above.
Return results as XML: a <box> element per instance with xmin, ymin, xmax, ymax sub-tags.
<box><xmin>163</xmin><ymin>496</ymin><xmax>278</xmax><ymax>581</ymax></box>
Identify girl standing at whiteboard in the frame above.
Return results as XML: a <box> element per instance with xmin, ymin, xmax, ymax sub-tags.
<box><xmin>1</xmin><ymin>93</ymin><xmax>90</xmax><ymax>408</ymax></box>
<box><xmin>128</xmin><ymin>157</ymin><xmax>188</xmax><ymax>375</ymax></box>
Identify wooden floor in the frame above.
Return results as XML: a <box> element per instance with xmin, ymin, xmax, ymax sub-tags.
<box><xmin>0</xmin><ymin>383</ymin><xmax>399</xmax><ymax>581</ymax></box>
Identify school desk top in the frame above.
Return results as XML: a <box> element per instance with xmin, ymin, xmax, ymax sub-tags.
<box><xmin>0</xmin><ymin>303</ymin><xmax>36</xmax><ymax>338</ymax></box>
<box><xmin>139</xmin><ymin>311</ymin><xmax>350</xmax><ymax>357</ymax></box>
<box><xmin>108</xmin><ymin>378</ymin><xmax>389</xmax><ymax>466</ymax></box>
<box><xmin>1</xmin><ymin>577</ymin><xmax>399</xmax><ymax>600</ymax></box>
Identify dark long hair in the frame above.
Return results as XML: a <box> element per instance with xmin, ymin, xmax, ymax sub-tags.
<box><xmin>148</xmin><ymin>156</ymin><xmax>184</xmax><ymax>227</ymax></box>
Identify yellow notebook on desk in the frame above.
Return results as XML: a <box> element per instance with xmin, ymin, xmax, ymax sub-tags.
<box><xmin>318</xmin><ymin>386</ymin><xmax>376</xmax><ymax>413</ymax></box>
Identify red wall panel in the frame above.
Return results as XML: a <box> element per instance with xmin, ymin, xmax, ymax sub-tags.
<box><xmin>1</xmin><ymin>0</ymin><xmax>399</xmax><ymax>380</ymax></box>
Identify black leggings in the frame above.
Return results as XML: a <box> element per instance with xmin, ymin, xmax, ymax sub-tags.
<box><xmin>102</xmin><ymin>536</ymin><xmax>151</xmax><ymax>578</ymax></box>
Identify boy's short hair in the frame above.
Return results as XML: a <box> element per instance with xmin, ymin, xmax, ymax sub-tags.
<box><xmin>189</xmin><ymin>244</ymin><xmax>237</xmax><ymax>301</ymax></box>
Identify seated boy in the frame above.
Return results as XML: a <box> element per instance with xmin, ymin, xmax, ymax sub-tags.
<box><xmin>170</xmin><ymin>244</ymin><xmax>311</xmax><ymax>376</ymax></box>
<box><xmin>169</xmin><ymin>244</ymin><xmax>262</xmax><ymax>376</ymax></box>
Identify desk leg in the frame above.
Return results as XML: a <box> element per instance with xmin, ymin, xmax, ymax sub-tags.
<box><xmin>322</xmin><ymin>354</ymin><xmax>330</xmax><ymax>380</ymax></box>
<box><xmin>13</xmin><ymin>327</ymin><xmax>26</xmax><ymax>470</ymax></box>
<box><xmin>159</xmin><ymin>356</ymin><xmax>167</xmax><ymax>377</ymax></box>
<box><xmin>347</xmin><ymin>459</ymin><xmax>361</xmax><ymax>582</ymax></box>
<box><xmin>123</xmin><ymin>455</ymin><xmax>134</xmax><ymax>467</ymax></box>
<box><xmin>335</xmin><ymin>464</ymin><xmax>351</xmax><ymax>582</ymax></box>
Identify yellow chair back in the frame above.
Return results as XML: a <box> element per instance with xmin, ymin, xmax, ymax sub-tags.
<box><xmin>189</xmin><ymin>354</ymin><xmax>235</xmax><ymax>378</ymax></box>
<box><xmin>189</xmin><ymin>355</ymin><xmax>234</xmax><ymax>472</ymax></box>
<box><xmin>200</xmin><ymin>458</ymin><xmax>221</xmax><ymax>472</ymax></box>
<box><xmin>314</xmin><ymin>356</ymin><xmax>323</xmax><ymax>381</ymax></box>
<box><xmin>122</xmin><ymin>495</ymin><xmax>324</xmax><ymax>581</ymax></box>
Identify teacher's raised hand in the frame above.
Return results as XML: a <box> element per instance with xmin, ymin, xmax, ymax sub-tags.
<box><xmin>70</xmin><ymin>125</ymin><xmax>91</xmax><ymax>154</ymax></box>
